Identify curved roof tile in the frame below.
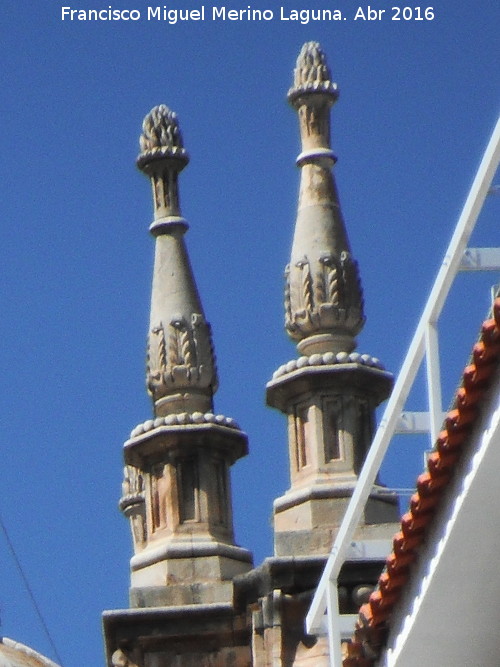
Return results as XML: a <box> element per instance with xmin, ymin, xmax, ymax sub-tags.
<box><xmin>343</xmin><ymin>297</ymin><xmax>500</xmax><ymax>666</ymax></box>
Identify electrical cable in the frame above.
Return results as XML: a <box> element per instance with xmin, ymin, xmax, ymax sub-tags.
<box><xmin>0</xmin><ymin>512</ymin><xmax>64</xmax><ymax>666</ymax></box>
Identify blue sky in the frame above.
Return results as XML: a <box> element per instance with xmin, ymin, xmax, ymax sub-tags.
<box><xmin>0</xmin><ymin>0</ymin><xmax>498</xmax><ymax>664</ymax></box>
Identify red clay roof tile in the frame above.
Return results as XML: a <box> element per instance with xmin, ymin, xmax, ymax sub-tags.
<box><xmin>342</xmin><ymin>297</ymin><xmax>500</xmax><ymax>666</ymax></box>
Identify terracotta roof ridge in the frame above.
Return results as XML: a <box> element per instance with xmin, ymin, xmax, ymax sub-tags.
<box><xmin>343</xmin><ymin>296</ymin><xmax>500</xmax><ymax>666</ymax></box>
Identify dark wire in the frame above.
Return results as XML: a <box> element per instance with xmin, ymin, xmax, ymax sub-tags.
<box><xmin>0</xmin><ymin>512</ymin><xmax>64</xmax><ymax>666</ymax></box>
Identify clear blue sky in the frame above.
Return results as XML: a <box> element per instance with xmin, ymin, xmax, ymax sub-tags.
<box><xmin>0</xmin><ymin>0</ymin><xmax>498</xmax><ymax>664</ymax></box>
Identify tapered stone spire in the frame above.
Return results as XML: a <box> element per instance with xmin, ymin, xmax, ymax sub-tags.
<box><xmin>285</xmin><ymin>42</ymin><xmax>364</xmax><ymax>356</ymax></box>
<box><xmin>118</xmin><ymin>105</ymin><xmax>252</xmax><ymax>610</ymax></box>
<box><xmin>267</xmin><ymin>44</ymin><xmax>397</xmax><ymax>558</ymax></box>
<box><xmin>138</xmin><ymin>105</ymin><xmax>218</xmax><ymax>417</ymax></box>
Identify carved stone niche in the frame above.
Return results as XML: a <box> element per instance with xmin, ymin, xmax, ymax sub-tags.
<box><xmin>320</xmin><ymin>395</ymin><xmax>343</xmax><ymax>463</ymax></box>
<box><xmin>318</xmin><ymin>393</ymin><xmax>374</xmax><ymax>478</ymax></box>
<box><xmin>352</xmin><ymin>395</ymin><xmax>377</xmax><ymax>477</ymax></box>
<box><xmin>289</xmin><ymin>392</ymin><xmax>367</xmax><ymax>484</ymax></box>
<box><xmin>147</xmin><ymin>461</ymin><xmax>174</xmax><ymax>536</ymax></box>
<box><xmin>176</xmin><ymin>456</ymin><xmax>199</xmax><ymax>524</ymax></box>
<box><xmin>290</xmin><ymin>401</ymin><xmax>312</xmax><ymax>476</ymax></box>
<box><xmin>141</xmin><ymin>451</ymin><xmax>232</xmax><ymax>547</ymax></box>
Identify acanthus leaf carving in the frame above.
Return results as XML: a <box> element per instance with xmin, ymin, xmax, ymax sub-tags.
<box><xmin>166</xmin><ymin>317</ymin><xmax>195</xmax><ymax>382</ymax></box>
<box><xmin>296</xmin><ymin>258</ymin><xmax>314</xmax><ymax>314</ymax></box>
<box><xmin>314</xmin><ymin>266</ymin><xmax>326</xmax><ymax>305</ymax></box>
<box><xmin>320</xmin><ymin>254</ymin><xmax>341</xmax><ymax>306</ymax></box>
<box><xmin>340</xmin><ymin>251</ymin><xmax>365</xmax><ymax>331</ymax></box>
<box><xmin>168</xmin><ymin>318</ymin><xmax>182</xmax><ymax>369</ymax></box>
<box><xmin>179</xmin><ymin>326</ymin><xmax>194</xmax><ymax>369</ymax></box>
<box><xmin>121</xmin><ymin>464</ymin><xmax>144</xmax><ymax>499</ymax></box>
<box><xmin>146</xmin><ymin>314</ymin><xmax>218</xmax><ymax>398</ymax></box>
<box><xmin>146</xmin><ymin>323</ymin><xmax>167</xmax><ymax>396</ymax></box>
<box><xmin>288</xmin><ymin>42</ymin><xmax>338</xmax><ymax>106</ymax></box>
<box><xmin>191</xmin><ymin>313</ymin><xmax>219</xmax><ymax>390</ymax></box>
<box><xmin>138</xmin><ymin>105</ymin><xmax>186</xmax><ymax>157</ymax></box>
<box><xmin>285</xmin><ymin>251</ymin><xmax>365</xmax><ymax>340</ymax></box>
<box><xmin>284</xmin><ymin>264</ymin><xmax>296</xmax><ymax>332</ymax></box>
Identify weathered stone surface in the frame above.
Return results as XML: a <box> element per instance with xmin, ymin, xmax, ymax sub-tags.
<box><xmin>274</xmin><ymin>520</ymin><xmax>399</xmax><ymax>559</ymax></box>
<box><xmin>130</xmin><ymin>550</ymin><xmax>252</xmax><ymax>598</ymax></box>
<box><xmin>130</xmin><ymin>581</ymin><xmax>235</xmax><ymax>608</ymax></box>
<box><xmin>268</xmin><ymin>359</ymin><xmax>397</xmax><ymax>557</ymax></box>
<box><xmin>122</xmin><ymin>421</ymin><xmax>252</xmax><ymax>592</ymax></box>
<box><xmin>103</xmin><ymin>605</ymin><xmax>251</xmax><ymax>667</ymax></box>
<box><xmin>0</xmin><ymin>638</ymin><xmax>61</xmax><ymax>667</ymax></box>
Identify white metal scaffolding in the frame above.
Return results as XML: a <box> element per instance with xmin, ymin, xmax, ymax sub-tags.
<box><xmin>306</xmin><ymin>115</ymin><xmax>500</xmax><ymax>666</ymax></box>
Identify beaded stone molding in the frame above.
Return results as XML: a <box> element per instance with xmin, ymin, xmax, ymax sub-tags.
<box><xmin>129</xmin><ymin>412</ymin><xmax>241</xmax><ymax>438</ymax></box>
<box><xmin>272</xmin><ymin>352</ymin><xmax>384</xmax><ymax>380</ymax></box>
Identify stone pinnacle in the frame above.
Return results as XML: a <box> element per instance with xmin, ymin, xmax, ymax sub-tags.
<box><xmin>284</xmin><ymin>42</ymin><xmax>365</xmax><ymax>356</ymax></box>
<box><xmin>138</xmin><ymin>105</ymin><xmax>218</xmax><ymax>416</ymax></box>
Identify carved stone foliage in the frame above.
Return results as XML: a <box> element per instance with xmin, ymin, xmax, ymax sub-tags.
<box><xmin>140</xmin><ymin>105</ymin><xmax>183</xmax><ymax>151</ymax></box>
<box><xmin>288</xmin><ymin>41</ymin><xmax>338</xmax><ymax>106</ymax></box>
<box><xmin>146</xmin><ymin>313</ymin><xmax>218</xmax><ymax>399</ymax></box>
<box><xmin>120</xmin><ymin>465</ymin><xmax>147</xmax><ymax>550</ymax></box>
<box><xmin>137</xmin><ymin>104</ymin><xmax>189</xmax><ymax>180</ymax></box>
<box><xmin>295</xmin><ymin>41</ymin><xmax>330</xmax><ymax>86</ymax></box>
<box><xmin>284</xmin><ymin>251</ymin><xmax>365</xmax><ymax>340</ymax></box>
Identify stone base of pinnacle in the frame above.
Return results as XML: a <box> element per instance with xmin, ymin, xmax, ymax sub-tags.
<box><xmin>267</xmin><ymin>353</ymin><xmax>399</xmax><ymax>559</ymax></box>
<box><xmin>273</xmin><ymin>483</ymin><xmax>400</xmax><ymax>557</ymax></box>
<box><xmin>130</xmin><ymin>538</ymin><xmax>252</xmax><ymax>607</ymax></box>
<box><xmin>122</xmin><ymin>419</ymin><xmax>253</xmax><ymax>609</ymax></box>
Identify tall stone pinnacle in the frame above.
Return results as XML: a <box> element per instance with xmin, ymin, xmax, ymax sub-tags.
<box><xmin>267</xmin><ymin>43</ymin><xmax>397</xmax><ymax>559</ymax></box>
<box><xmin>285</xmin><ymin>42</ymin><xmax>364</xmax><ymax>356</ymax></box>
<box><xmin>137</xmin><ymin>105</ymin><xmax>218</xmax><ymax>417</ymax></box>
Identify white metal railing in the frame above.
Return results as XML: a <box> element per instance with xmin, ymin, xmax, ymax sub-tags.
<box><xmin>306</xmin><ymin>115</ymin><xmax>500</xmax><ymax>667</ymax></box>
